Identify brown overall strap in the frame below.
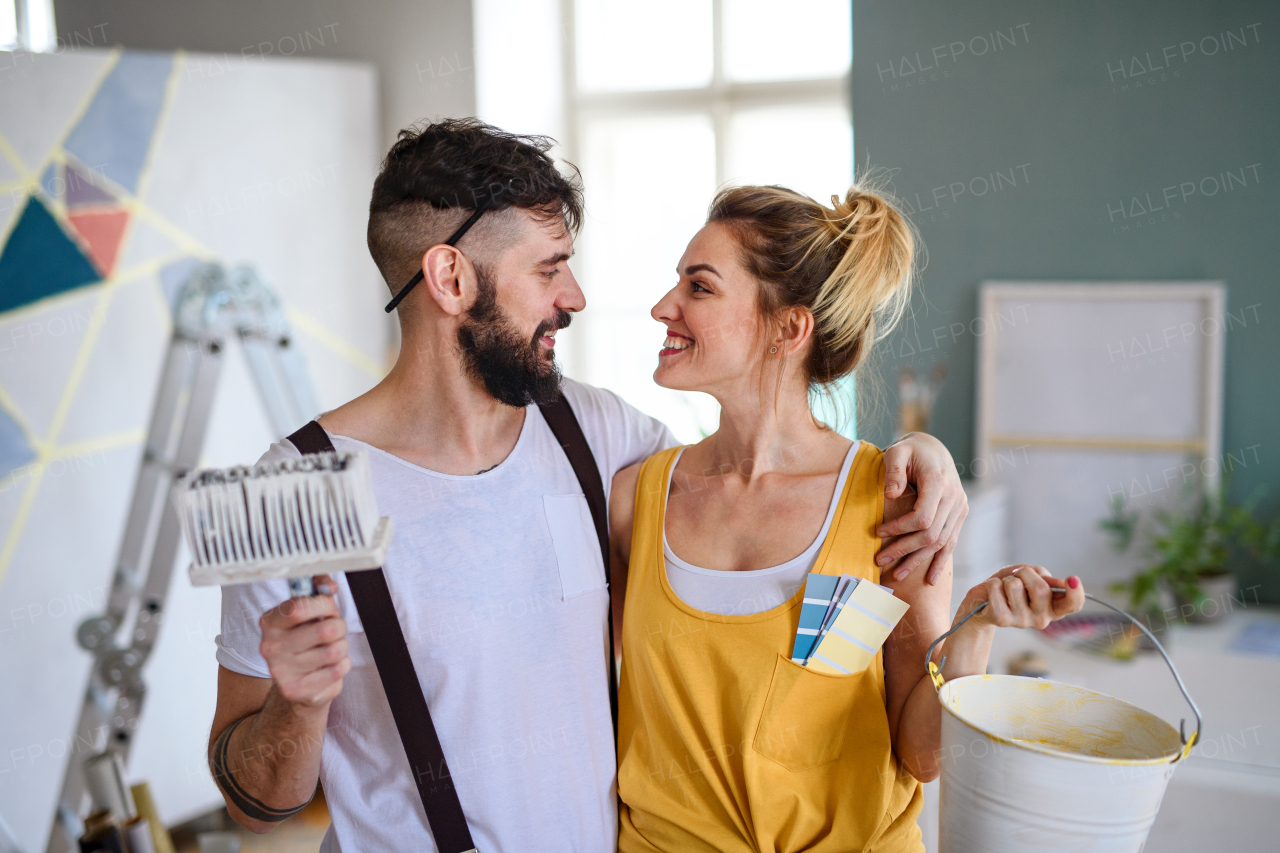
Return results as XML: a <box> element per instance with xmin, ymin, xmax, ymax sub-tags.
<box><xmin>286</xmin><ymin>420</ymin><xmax>476</xmax><ymax>853</ymax></box>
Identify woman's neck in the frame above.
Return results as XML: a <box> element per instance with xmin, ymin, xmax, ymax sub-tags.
<box><xmin>704</xmin><ymin>380</ymin><xmax>846</xmax><ymax>481</ymax></box>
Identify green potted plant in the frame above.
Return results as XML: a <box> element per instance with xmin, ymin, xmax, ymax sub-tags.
<box><xmin>1101</xmin><ymin>476</ymin><xmax>1278</xmax><ymax>625</ymax></box>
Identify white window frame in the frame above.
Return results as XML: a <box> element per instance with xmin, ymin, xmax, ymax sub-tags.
<box><xmin>558</xmin><ymin>0</ymin><xmax>850</xmax><ymax>188</ymax></box>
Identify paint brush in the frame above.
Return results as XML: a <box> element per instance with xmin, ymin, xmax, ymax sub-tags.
<box><xmin>171</xmin><ymin>448</ymin><xmax>393</xmax><ymax>597</ymax></box>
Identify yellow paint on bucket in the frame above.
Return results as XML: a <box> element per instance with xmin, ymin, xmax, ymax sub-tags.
<box><xmin>943</xmin><ymin>675</ymin><xmax>1181</xmax><ymax>764</ymax></box>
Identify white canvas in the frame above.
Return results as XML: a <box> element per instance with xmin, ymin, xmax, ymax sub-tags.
<box><xmin>991</xmin><ymin>298</ymin><xmax>1206</xmax><ymax>440</ymax></box>
<box><xmin>974</xmin><ymin>282</ymin><xmax>1226</xmax><ymax>593</ymax></box>
<box><xmin>0</xmin><ymin>48</ymin><xmax>384</xmax><ymax>852</ymax></box>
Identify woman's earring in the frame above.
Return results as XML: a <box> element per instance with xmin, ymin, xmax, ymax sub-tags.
<box><xmin>770</xmin><ymin>346</ymin><xmax>778</xmax><ymax>354</ymax></box>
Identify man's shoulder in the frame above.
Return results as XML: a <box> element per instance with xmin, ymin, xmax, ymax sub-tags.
<box><xmin>556</xmin><ymin>377</ymin><xmax>666</xmax><ymax>438</ymax></box>
<box><xmin>255</xmin><ymin>437</ymin><xmax>305</xmax><ymax>466</ymax></box>
<box><xmin>558</xmin><ymin>376</ymin><xmax>629</xmax><ymax>420</ymax></box>
<box><xmin>554</xmin><ymin>378</ymin><xmax>678</xmax><ymax>474</ymax></box>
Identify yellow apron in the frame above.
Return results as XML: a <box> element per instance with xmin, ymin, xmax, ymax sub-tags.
<box><xmin>617</xmin><ymin>443</ymin><xmax>923</xmax><ymax>853</ymax></box>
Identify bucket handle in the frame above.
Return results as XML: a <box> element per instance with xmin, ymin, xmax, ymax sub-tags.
<box><xmin>925</xmin><ymin>591</ymin><xmax>1202</xmax><ymax>761</ymax></box>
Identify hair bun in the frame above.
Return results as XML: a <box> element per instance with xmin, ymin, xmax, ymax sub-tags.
<box><xmin>828</xmin><ymin>190</ymin><xmax>894</xmax><ymax>240</ymax></box>
<box><xmin>707</xmin><ymin>179</ymin><xmax>916</xmax><ymax>388</ymax></box>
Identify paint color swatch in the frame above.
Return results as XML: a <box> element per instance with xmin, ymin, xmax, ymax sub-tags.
<box><xmin>812</xmin><ymin>575</ymin><xmax>858</xmax><ymax>650</ymax></box>
<box><xmin>791</xmin><ymin>573</ymin><xmax>839</xmax><ymax>662</ymax></box>
<box><xmin>806</xmin><ymin>581</ymin><xmax>910</xmax><ymax>675</ymax></box>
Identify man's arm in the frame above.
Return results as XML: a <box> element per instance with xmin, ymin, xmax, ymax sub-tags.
<box><xmin>879</xmin><ymin>488</ymin><xmax>954</xmax><ymax>783</ymax></box>
<box><xmin>209</xmin><ymin>579</ymin><xmax>350</xmax><ymax>833</ymax></box>
<box><xmin>608</xmin><ymin>463</ymin><xmax>642</xmax><ymax>658</ymax></box>
<box><xmin>875</xmin><ymin>432</ymin><xmax>968</xmax><ymax>585</ymax></box>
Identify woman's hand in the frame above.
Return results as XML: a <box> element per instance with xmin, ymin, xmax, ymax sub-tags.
<box><xmin>967</xmin><ymin>564</ymin><xmax>1086</xmax><ymax>630</ymax></box>
<box><xmin>889</xmin><ymin>565</ymin><xmax>1085</xmax><ymax>783</ymax></box>
<box><xmin>876</xmin><ymin>432</ymin><xmax>968</xmax><ymax>585</ymax></box>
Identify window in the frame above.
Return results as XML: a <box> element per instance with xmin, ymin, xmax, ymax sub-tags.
<box><xmin>475</xmin><ymin>0</ymin><xmax>853</xmax><ymax>441</ymax></box>
<box><xmin>0</xmin><ymin>2</ymin><xmax>15</xmax><ymax>49</ymax></box>
<box><xmin>3</xmin><ymin>0</ymin><xmax>56</xmax><ymax>51</ymax></box>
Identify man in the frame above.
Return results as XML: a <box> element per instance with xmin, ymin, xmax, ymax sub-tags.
<box><xmin>210</xmin><ymin>119</ymin><xmax>967</xmax><ymax>852</ymax></box>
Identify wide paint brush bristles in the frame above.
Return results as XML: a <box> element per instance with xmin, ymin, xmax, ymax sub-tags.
<box><xmin>176</xmin><ymin>450</ymin><xmax>380</xmax><ymax>569</ymax></box>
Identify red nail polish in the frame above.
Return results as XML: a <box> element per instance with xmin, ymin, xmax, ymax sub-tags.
<box><xmin>1068</xmin><ymin>576</ymin><xmax>1079</xmax><ymax>589</ymax></box>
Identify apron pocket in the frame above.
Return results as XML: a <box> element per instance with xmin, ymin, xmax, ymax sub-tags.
<box><xmin>754</xmin><ymin>652</ymin><xmax>861</xmax><ymax>771</ymax></box>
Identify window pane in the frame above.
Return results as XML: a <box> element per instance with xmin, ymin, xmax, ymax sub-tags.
<box><xmin>578</xmin><ymin>112</ymin><xmax>716</xmax><ymax>311</ymax></box>
<box><xmin>474</xmin><ymin>0</ymin><xmax>564</xmax><ymax>140</ymax></box>
<box><xmin>724</xmin><ymin>103</ymin><xmax>852</xmax><ymax>202</ymax></box>
<box><xmin>723</xmin><ymin>0</ymin><xmax>851</xmax><ymax>82</ymax></box>
<box><xmin>570</xmin><ymin>112</ymin><xmax>718</xmax><ymax>442</ymax></box>
<box><xmin>576</xmin><ymin>0</ymin><xmax>713</xmax><ymax>93</ymax></box>
<box><xmin>25</xmin><ymin>0</ymin><xmax>55</xmax><ymax>51</ymax></box>
<box><xmin>0</xmin><ymin>1</ymin><xmax>16</xmax><ymax>48</ymax></box>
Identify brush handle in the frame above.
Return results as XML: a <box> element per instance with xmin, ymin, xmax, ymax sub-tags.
<box><xmin>288</xmin><ymin>577</ymin><xmax>316</xmax><ymax>597</ymax></box>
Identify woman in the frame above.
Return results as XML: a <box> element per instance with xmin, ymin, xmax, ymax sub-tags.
<box><xmin>607</xmin><ymin>184</ymin><xmax>1086</xmax><ymax>852</ymax></box>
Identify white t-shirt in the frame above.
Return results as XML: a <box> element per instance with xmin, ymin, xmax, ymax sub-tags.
<box><xmin>215</xmin><ymin>378</ymin><xmax>676</xmax><ymax>853</ymax></box>
<box><xmin>663</xmin><ymin>442</ymin><xmax>858</xmax><ymax>616</ymax></box>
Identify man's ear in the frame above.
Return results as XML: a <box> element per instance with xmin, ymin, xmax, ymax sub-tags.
<box><xmin>419</xmin><ymin>244</ymin><xmax>476</xmax><ymax>317</ymax></box>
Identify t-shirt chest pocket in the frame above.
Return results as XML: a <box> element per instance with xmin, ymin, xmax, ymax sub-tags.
<box><xmin>542</xmin><ymin>494</ymin><xmax>606</xmax><ymax>599</ymax></box>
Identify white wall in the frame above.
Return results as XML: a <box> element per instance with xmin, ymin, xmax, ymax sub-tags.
<box><xmin>53</xmin><ymin>0</ymin><xmax>478</xmax><ymax>149</ymax></box>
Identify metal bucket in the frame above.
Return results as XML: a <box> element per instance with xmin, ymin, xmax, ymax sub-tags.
<box><xmin>926</xmin><ymin>595</ymin><xmax>1201</xmax><ymax>852</ymax></box>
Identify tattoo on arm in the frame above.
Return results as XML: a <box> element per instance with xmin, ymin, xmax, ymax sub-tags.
<box><xmin>210</xmin><ymin>717</ymin><xmax>311</xmax><ymax>823</ymax></box>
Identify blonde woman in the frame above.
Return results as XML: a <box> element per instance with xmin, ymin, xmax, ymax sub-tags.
<box><xmin>608</xmin><ymin>185</ymin><xmax>1086</xmax><ymax>852</ymax></box>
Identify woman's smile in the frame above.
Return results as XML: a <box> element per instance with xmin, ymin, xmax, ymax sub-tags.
<box><xmin>660</xmin><ymin>330</ymin><xmax>694</xmax><ymax>357</ymax></box>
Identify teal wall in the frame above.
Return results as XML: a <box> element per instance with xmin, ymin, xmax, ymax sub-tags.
<box><xmin>852</xmin><ymin>0</ymin><xmax>1279</xmax><ymax>598</ymax></box>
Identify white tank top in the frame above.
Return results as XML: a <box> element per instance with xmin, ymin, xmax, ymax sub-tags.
<box><xmin>663</xmin><ymin>441</ymin><xmax>859</xmax><ymax>616</ymax></box>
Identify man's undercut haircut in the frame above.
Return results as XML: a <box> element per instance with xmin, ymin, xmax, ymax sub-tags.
<box><xmin>367</xmin><ymin>118</ymin><xmax>584</xmax><ymax>297</ymax></box>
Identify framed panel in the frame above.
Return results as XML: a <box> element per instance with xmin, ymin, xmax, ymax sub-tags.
<box><xmin>974</xmin><ymin>282</ymin><xmax>1226</xmax><ymax>585</ymax></box>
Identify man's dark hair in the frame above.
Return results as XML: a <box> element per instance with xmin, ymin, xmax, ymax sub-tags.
<box><xmin>367</xmin><ymin>118</ymin><xmax>583</xmax><ymax>293</ymax></box>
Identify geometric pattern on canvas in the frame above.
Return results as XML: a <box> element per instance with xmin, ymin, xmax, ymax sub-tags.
<box><xmin>62</xmin><ymin>53</ymin><xmax>175</xmax><ymax>195</ymax></box>
<box><xmin>0</xmin><ymin>194</ymin><xmax>102</xmax><ymax>314</ymax></box>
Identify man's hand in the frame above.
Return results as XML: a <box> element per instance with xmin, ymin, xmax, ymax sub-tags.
<box><xmin>210</xmin><ymin>576</ymin><xmax>347</xmax><ymax>835</ymax></box>
<box><xmin>876</xmin><ymin>432</ymin><xmax>967</xmax><ymax>585</ymax></box>
<box><xmin>259</xmin><ymin>575</ymin><xmax>350</xmax><ymax>709</ymax></box>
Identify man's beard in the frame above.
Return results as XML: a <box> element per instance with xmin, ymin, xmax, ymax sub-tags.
<box><xmin>457</xmin><ymin>267</ymin><xmax>569</xmax><ymax>408</ymax></box>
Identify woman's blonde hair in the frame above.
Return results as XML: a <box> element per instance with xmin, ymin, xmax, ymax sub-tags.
<box><xmin>707</xmin><ymin>177</ymin><xmax>916</xmax><ymax>388</ymax></box>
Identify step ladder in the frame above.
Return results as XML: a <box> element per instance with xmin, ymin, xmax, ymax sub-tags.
<box><xmin>44</xmin><ymin>263</ymin><xmax>321</xmax><ymax>853</ymax></box>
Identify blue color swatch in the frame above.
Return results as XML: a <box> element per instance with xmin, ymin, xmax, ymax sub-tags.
<box><xmin>812</xmin><ymin>578</ymin><xmax>859</xmax><ymax>648</ymax></box>
<box><xmin>792</xmin><ymin>573</ymin><xmax>838</xmax><ymax>662</ymax></box>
